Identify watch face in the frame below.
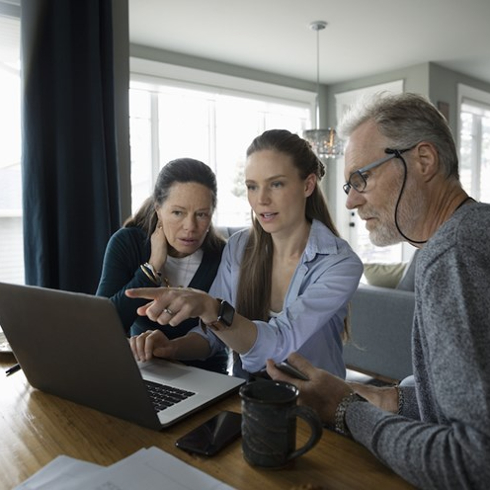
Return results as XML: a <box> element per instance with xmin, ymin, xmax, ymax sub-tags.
<box><xmin>218</xmin><ymin>301</ymin><xmax>235</xmax><ymax>327</ymax></box>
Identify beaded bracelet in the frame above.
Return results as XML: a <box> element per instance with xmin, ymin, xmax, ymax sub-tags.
<box><xmin>144</xmin><ymin>262</ymin><xmax>161</xmax><ymax>279</ymax></box>
<box><xmin>144</xmin><ymin>262</ymin><xmax>172</xmax><ymax>287</ymax></box>
<box><xmin>140</xmin><ymin>263</ymin><xmax>161</xmax><ymax>286</ymax></box>
<box><xmin>334</xmin><ymin>392</ymin><xmax>367</xmax><ymax>437</ymax></box>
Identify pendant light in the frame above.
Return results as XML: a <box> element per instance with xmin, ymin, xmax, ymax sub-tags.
<box><xmin>303</xmin><ymin>21</ymin><xmax>343</xmax><ymax>158</ymax></box>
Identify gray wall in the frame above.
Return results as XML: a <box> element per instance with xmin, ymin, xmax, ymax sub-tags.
<box><xmin>130</xmin><ymin>44</ymin><xmax>317</xmax><ymax>93</ymax></box>
<box><xmin>327</xmin><ymin>61</ymin><xmax>490</xmax><ymax>142</ymax></box>
<box><xmin>428</xmin><ymin>63</ymin><xmax>490</xmax><ymax>133</ymax></box>
<box><xmin>328</xmin><ymin>62</ymin><xmax>429</xmax><ymax>128</ymax></box>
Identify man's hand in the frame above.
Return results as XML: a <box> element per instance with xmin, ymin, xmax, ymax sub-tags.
<box><xmin>349</xmin><ymin>382</ymin><xmax>399</xmax><ymax>413</ymax></box>
<box><xmin>266</xmin><ymin>352</ymin><xmax>352</xmax><ymax>425</ymax></box>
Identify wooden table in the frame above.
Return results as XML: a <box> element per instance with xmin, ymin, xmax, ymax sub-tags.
<box><xmin>0</xmin><ymin>353</ymin><xmax>414</xmax><ymax>490</ymax></box>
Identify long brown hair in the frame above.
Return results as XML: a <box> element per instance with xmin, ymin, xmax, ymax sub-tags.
<box><xmin>235</xmin><ymin>129</ymin><xmax>341</xmax><ymax>324</ymax></box>
<box><xmin>124</xmin><ymin>158</ymin><xmax>224</xmax><ymax>254</ymax></box>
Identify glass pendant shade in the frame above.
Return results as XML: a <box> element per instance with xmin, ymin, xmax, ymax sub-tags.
<box><xmin>303</xmin><ymin>20</ymin><xmax>343</xmax><ymax>159</ymax></box>
<box><xmin>304</xmin><ymin>128</ymin><xmax>343</xmax><ymax>158</ymax></box>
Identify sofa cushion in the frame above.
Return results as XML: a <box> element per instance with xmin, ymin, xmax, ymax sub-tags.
<box><xmin>345</xmin><ymin>284</ymin><xmax>415</xmax><ymax>381</ymax></box>
<box><xmin>363</xmin><ymin>262</ymin><xmax>406</xmax><ymax>289</ymax></box>
<box><xmin>396</xmin><ymin>250</ymin><xmax>419</xmax><ymax>291</ymax></box>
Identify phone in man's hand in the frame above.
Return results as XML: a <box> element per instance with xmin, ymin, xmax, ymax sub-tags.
<box><xmin>274</xmin><ymin>360</ymin><xmax>309</xmax><ymax>380</ymax></box>
<box><xmin>175</xmin><ymin>411</ymin><xmax>242</xmax><ymax>456</ymax></box>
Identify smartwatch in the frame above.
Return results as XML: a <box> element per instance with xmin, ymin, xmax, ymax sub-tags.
<box><xmin>199</xmin><ymin>299</ymin><xmax>235</xmax><ymax>333</ymax></box>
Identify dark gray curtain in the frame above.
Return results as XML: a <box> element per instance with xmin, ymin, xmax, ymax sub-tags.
<box><xmin>21</xmin><ymin>0</ymin><xmax>121</xmax><ymax>293</ymax></box>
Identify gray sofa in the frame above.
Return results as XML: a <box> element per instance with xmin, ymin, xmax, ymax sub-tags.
<box><xmin>343</xmin><ymin>252</ymin><xmax>418</xmax><ymax>382</ymax></box>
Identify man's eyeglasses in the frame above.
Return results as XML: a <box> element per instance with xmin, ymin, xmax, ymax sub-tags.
<box><xmin>343</xmin><ymin>147</ymin><xmax>414</xmax><ymax>195</ymax></box>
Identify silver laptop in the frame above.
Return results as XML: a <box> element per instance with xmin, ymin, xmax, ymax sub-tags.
<box><xmin>0</xmin><ymin>282</ymin><xmax>244</xmax><ymax>430</ymax></box>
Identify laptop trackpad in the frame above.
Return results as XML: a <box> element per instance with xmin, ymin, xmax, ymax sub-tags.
<box><xmin>138</xmin><ymin>359</ymin><xmax>191</xmax><ymax>382</ymax></box>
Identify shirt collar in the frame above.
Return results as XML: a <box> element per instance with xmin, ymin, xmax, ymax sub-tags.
<box><xmin>303</xmin><ymin>219</ymin><xmax>340</xmax><ymax>262</ymax></box>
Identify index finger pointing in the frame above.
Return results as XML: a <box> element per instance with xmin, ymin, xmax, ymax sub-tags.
<box><xmin>125</xmin><ymin>288</ymin><xmax>164</xmax><ymax>300</ymax></box>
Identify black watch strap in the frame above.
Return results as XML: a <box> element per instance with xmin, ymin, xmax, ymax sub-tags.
<box><xmin>199</xmin><ymin>299</ymin><xmax>235</xmax><ymax>333</ymax></box>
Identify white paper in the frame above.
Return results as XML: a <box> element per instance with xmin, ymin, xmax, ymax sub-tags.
<box><xmin>14</xmin><ymin>455</ymin><xmax>104</xmax><ymax>490</ymax></box>
<box><xmin>15</xmin><ymin>447</ymin><xmax>235</xmax><ymax>490</ymax></box>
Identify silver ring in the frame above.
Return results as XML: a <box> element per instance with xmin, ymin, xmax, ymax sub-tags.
<box><xmin>163</xmin><ymin>307</ymin><xmax>174</xmax><ymax>316</ymax></box>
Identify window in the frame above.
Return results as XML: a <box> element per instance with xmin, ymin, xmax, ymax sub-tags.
<box><xmin>129</xmin><ymin>60</ymin><xmax>314</xmax><ymax>227</ymax></box>
<box><xmin>458</xmin><ymin>85</ymin><xmax>490</xmax><ymax>203</ymax></box>
<box><xmin>0</xmin><ymin>9</ymin><xmax>22</xmax><ymax>284</ymax></box>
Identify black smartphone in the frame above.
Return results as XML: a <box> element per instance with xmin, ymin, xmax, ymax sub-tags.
<box><xmin>175</xmin><ymin>411</ymin><xmax>242</xmax><ymax>456</ymax></box>
<box><xmin>274</xmin><ymin>360</ymin><xmax>309</xmax><ymax>380</ymax></box>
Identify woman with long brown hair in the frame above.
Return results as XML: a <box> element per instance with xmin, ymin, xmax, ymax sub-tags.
<box><xmin>127</xmin><ymin>130</ymin><xmax>363</xmax><ymax>379</ymax></box>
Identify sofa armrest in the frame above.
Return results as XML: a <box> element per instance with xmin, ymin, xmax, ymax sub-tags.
<box><xmin>344</xmin><ymin>284</ymin><xmax>415</xmax><ymax>382</ymax></box>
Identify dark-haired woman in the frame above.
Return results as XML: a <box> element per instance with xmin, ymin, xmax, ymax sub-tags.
<box><xmin>96</xmin><ymin>158</ymin><xmax>228</xmax><ymax>373</ymax></box>
<box><xmin>127</xmin><ymin>130</ymin><xmax>363</xmax><ymax>379</ymax></box>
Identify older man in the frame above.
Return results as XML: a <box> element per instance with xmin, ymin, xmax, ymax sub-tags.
<box><xmin>267</xmin><ymin>93</ymin><xmax>490</xmax><ymax>489</ymax></box>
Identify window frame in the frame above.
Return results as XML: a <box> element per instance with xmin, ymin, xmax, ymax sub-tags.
<box><xmin>458</xmin><ymin>83</ymin><xmax>490</xmax><ymax>203</ymax></box>
<box><xmin>0</xmin><ymin>6</ymin><xmax>23</xmax><ymax>285</ymax></box>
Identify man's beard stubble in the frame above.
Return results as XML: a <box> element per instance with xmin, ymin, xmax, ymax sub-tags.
<box><xmin>367</xmin><ymin>178</ymin><xmax>425</xmax><ymax>247</ymax></box>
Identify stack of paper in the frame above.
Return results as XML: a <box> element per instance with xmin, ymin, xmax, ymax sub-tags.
<box><xmin>16</xmin><ymin>446</ymin><xmax>235</xmax><ymax>490</ymax></box>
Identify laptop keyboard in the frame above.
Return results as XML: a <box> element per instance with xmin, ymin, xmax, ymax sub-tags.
<box><xmin>145</xmin><ymin>380</ymin><xmax>196</xmax><ymax>412</ymax></box>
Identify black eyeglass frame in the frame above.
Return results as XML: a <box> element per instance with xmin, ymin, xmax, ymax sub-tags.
<box><xmin>343</xmin><ymin>147</ymin><xmax>415</xmax><ymax>195</ymax></box>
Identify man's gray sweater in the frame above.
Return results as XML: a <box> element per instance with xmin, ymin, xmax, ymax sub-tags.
<box><xmin>346</xmin><ymin>202</ymin><xmax>490</xmax><ymax>489</ymax></box>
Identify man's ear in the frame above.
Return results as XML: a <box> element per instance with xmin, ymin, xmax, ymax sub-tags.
<box><xmin>414</xmin><ymin>142</ymin><xmax>439</xmax><ymax>182</ymax></box>
<box><xmin>304</xmin><ymin>173</ymin><xmax>317</xmax><ymax>197</ymax></box>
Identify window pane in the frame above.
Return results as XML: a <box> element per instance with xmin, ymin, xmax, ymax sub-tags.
<box><xmin>0</xmin><ymin>14</ymin><xmax>23</xmax><ymax>284</ymax></box>
<box><xmin>459</xmin><ymin>105</ymin><xmax>490</xmax><ymax>203</ymax></box>
<box><xmin>158</xmin><ymin>90</ymin><xmax>211</xmax><ymax>166</ymax></box>
<box><xmin>264</xmin><ymin>101</ymin><xmax>309</xmax><ymax>134</ymax></box>
<box><xmin>459</xmin><ymin>111</ymin><xmax>474</xmax><ymax>195</ymax></box>
<box><xmin>215</xmin><ymin>95</ymin><xmax>263</xmax><ymax>226</ymax></box>
<box><xmin>129</xmin><ymin>88</ymin><xmax>153</xmax><ymax>213</ymax></box>
<box><xmin>481</xmin><ymin>116</ymin><xmax>490</xmax><ymax>203</ymax></box>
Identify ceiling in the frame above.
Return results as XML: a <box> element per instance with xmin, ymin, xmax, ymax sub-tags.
<box><xmin>129</xmin><ymin>0</ymin><xmax>490</xmax><ymax>87</ymax></box>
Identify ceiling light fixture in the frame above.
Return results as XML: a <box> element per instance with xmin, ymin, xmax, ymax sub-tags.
<box><xmin>303</xmin><ymin>21</ymin><xmax>343</xmax><ymax>159</ymax></box>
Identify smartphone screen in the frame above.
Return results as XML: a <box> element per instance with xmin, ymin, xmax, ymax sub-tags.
<box><xmin>175</xmin><ymin>411</ymin><xmax>242</xmax><ymax>456</ymax></box>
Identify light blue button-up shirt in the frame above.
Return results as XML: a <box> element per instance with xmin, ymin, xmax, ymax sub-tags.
<box><xmin>192</xmin><ymin>219</ymin><xmax>363</xmax><ymax>378</ymax></box>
